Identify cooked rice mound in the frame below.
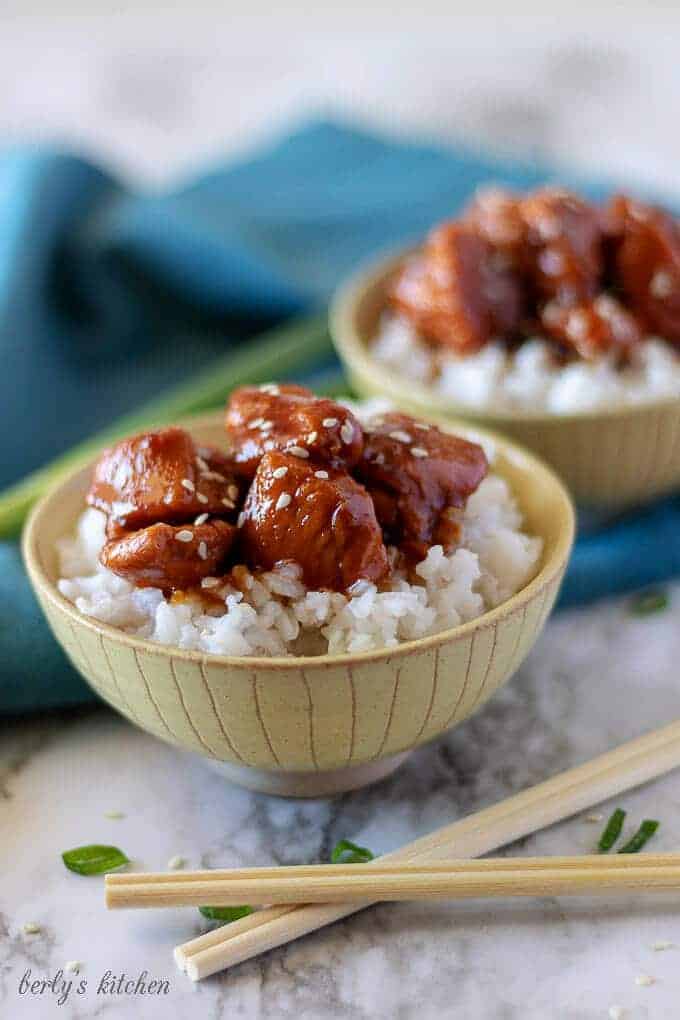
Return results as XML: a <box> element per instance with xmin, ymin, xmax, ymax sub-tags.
<box><xmin>58</xmin><ymin>457</ymin><xmax>542</xmax><ymax>657</ymax></box>
<box><xmin>374</xmin><ymin>314</ymin><xmax>680</xmax><ymax>414</ymax></box>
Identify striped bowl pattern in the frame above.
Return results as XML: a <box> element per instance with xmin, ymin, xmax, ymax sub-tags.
<box><xmin>330</xmin><ymin>252</ymin><xmax>680</xmax><ymax>509</ymax></box>
<box><xmin>23</xmin><ymin>414</ymin><xmax>573</xmax><ymax>795</ymax></box>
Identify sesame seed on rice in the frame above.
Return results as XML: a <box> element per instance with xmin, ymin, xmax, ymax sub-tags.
<box><xmin>414</xmin><ymin>423</ymin><xmax>430</xmax><ymax>430</ymax></box>
<box><xmin>259</xmin><ymin>383</ymin><xmax>280</xmax><ymax>394</ymax></box>
<box><xmin>221</xmin><ymin>498</ymin><xmax>235</xmax><ymax>510</ymax></box>
<box><xmin>227</xmin><ymin>484</ymin><xmax>239</xmax><ymax>500</ymax></box>
<box><xmin>314</xmin><ymin>470</ymin><xmax>329</xmax><ymax>479</ymax></box>
<box><xmin>272</xmin><ymin>466</ymin><xmax>288</xmax><ymax>479</ymax></box>
<box><xmin>276</xmin><ymin>493</ymin><xmax>292</xmax><ymax>510</ymax></box>
<box><xmin>196</xmin><ymin>492</ymin><xmax>209</xmax><ymax>504</ymax></box>
<box><xmin>306</xmin><ymin>431</ymin><xmax>318</xmax><ymax>443</ymax></box>
<box><xmin>288</xmin><ymin>446</ymin><xmax>309</xmax><ymax>459</ymax></box>
<box><xmin>194</xmin><ymin>513</ymin><xmax>209</xmax><ymax>526</ymax></box>
<box><xmin>198</xmin><ymin>541</ymin><xmax>208</xmax><ymax>560</ymax></box>
<box><xmin>195</xmin><ymin>456</ymin><xmax>209</xmax><ymax>472</ymax></box>
<box><xmin>411</xmin><ymin>447</ymin><xmax>429</xmax><ymax>458</ymax></box>
<box><xmin>181</xmin><ymin>478</ymin><xmax>195</xmax><ymax>492</ymax></box>
<box><xmin>322</xmin><ymin>417</ymin><xmax>338</xmax><ymax>427</ymax></box>
<box><xmin>248</xmin><ymin>417</ymin><xmax>264</xmax><ymax>430</ymax></box>
<box><xmin>260</xmin><ymin>420</ymin><xmax>274</xmax><ymax>430</ymax></box>
<box><xmin>237</xmin><ymin>511</ymin><xmax>246</xmax><ymax>528</ymax></box>
<box><xmin>202</xmin><ymin>470</ymin><xmax>226</xmax><ymax>482</ymax></box>
<box><xmin>201</xmin><ymin>577</ymin><xmax>219</xmax><ymax>588</ymax></box>
<box><xmin>389</xmin><ymin>429</ymin><xmax>412</xmax><ymax>443</ymax></box>
<box><xmin>176</xmin><ymin>529</ymin><xmax>194</xmax><ymax>543</ymax></box>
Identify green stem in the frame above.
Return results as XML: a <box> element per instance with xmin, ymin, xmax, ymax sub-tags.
<box><xmin>0</xmin><ymin>315</ymin><xmax>333</xmax><ymax>539</ymax></box>
<box><xmin>597</xmin><ymin>808</ymin><xmax>626</xmax><ymax>853</ymax></box>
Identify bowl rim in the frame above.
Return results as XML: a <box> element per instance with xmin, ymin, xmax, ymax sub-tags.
<box><xmin>22</xmin><ymin>411</ymin><xmax>575</xmax><ymax>673</ymax></box>
<box><xmin>330</xmin><ymin>246</ymin><xmax>680</xmax><ymax>426</ymax></box>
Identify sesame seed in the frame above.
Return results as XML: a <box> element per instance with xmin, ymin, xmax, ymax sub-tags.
<box><xmin>584</xmin><ymin>813</ymin><xmax>603</xmax><ymax>823</ymax></box>
<box><xmin>196</xmin><ymin>456</ymin><xmax>209</xmax><ymax>472</ymax></box>
<box><xmin>566</xmin><ymin>310</ymin><xmax>588</xmax><ymax>342</ymax></box>
<box><xmin>237</xmin><ymin>512</ymin><xmax>246</xmax><ymax>528</ymax></box>
<box><xmin>198</xmin><ymin>541</ymin><xmax>208</xmax><ymax>560</ymax></box>
<box><xmin>322</xmin><ymin>417</ymin><xmax>338</xmax><ymax>427</ymax></box>
<box><xmin>181</xmin><ymin>478</ymin><xmax>196</xmax><ymax>493</ymax></box>
<box><xmin>167</xmin><ymin>855</ymin><xmax>186</xmax><ymax>870</ymax></box>
<box><xmin>194</xmin><ymin>513</ymin><xmax>209</xmax><ymax>526</ymax></box>
<box><xmin>314</xmin><ymin>470</ymin><xmax>329</xmax><ymax>479</ymax></box>
<box><xmin>65</xmin><ymin>961</ymin><xmax>81</xmax><ymax>974</ymax></box>
<box><xmin>411</xmin><ymin>447</ymin><xmax>429</xmax><ymax>458</ymax></box>
<box><xmin>221</xmin><ymin>498</ymin><xmax>235</xmax><ymax>510</ymax></box>
<box><xmin>259</xmin><ymin>383</ymin><xmax>280</xmax><ymax>394</ymax></box>
<box><xmin>375</xmin><ymin>452</ymin><xmax>385</xmax><ymax>465</ymax></box>
<box><xmin>196</xmin><ymin>492</ymin><xmax>209</xmax><ymax>505</ymax></box>
<box><xmin>276</xmin><ymin>493</ymin><xmax>292</xmax><ymax>510</ymax></box>
<box><xmin>288</xmin><ymin>446</ymin><xmax>309</xmax><ymax>459</ymax></box>
<box><xmin>272</xmin><ymin>466</ymin><xmax>289</xmax><ymax>479</ymax></box>
<box><xmin>201</xmin><ymin>577</ymin><xmax>220</xmax><ymax>589</ymax></box>
<box><xmin>202</xmin><ymin>470</ymin><xmax>226</xmax><ymax>482</ymax></box>
<box><xmin>23</xmin><ymin>922</ymin><xmax>41</xmax><ymax>935</ymax></box>
<box><xmin>306</xmin><ymin>431</ymin><xmax>318</xmax><ymax>443</ymax></box>
<box><xmin>389</xmin><ymin>430</ymin><xmax>412</xmax><ymax>443</ymax></box>
<box><xmin>340</xmin><ymin>422</ymin><xmax>354</xmax><ymax>444</ymax></box>
<box><xmin>650</xmin><ymin>269</ymin><xmax>674</xmax><ymax>299</ymax></box>
<box><xmin>635</xmin><ymin>974</ymin><xmax>654</xmax><ymax>987</ymax></box>
<box><xmin>176</xmin><ymin>529</ymin><xmax>194</xmax><ymax>543</ymax></box>
<box><xmin>414</xmin><ymin>423</ymin><xmax>430</xmax><ymax>431</ymax></box>
<box><xmin>260</xmin><ymin>420</ymin><xmax>274</xmax><ymax>431</ymax></box>
<box><xmin>227</xmin><ymin>484</ymin><xmax>239</xmax><ymax>500</ymax></box>
<box><xmin>248</xmin><ymin>417</ymin><xmax>264</xmax><ymax>430</ymax></box>
<box><xmin>652</xmin><ymin>940</ymin><xmax>675</xmax><ymax>951</ymax></box>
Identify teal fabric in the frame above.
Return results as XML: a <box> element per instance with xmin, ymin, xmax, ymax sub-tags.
<box><xmin>1</xmin><ymin>120</ymin><xmax>678</xmax><ymax>713</ymax></box>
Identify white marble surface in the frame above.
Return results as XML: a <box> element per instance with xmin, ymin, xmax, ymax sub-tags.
<box><xmin>3</xmin><ymin>6</ymin><xmax>680</xmax><ymax>1018</ymax></box>
<box><xmin>2</xmin><ymin>587</ymin><xmax>680</xmax><ymax>1019</ymax></box>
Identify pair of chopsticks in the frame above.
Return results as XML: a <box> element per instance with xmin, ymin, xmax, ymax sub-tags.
<box><xmin>105</xmin><ymin>718</ymin><xmax>680</xmax><ymax>980</ymax></box>
<box><xmin>107</xmin><ymin>853</ymin><xmax>680</xmax><ymax>910</ymax></box>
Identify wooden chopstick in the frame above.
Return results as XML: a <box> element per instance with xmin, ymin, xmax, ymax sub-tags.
<box><xmin>106</xmin><ymin>855</ymin><xmax>680</xmax><ymax>909</ymax></box>
<box><xmin>174</xmin><ymin>718</ymin><xmax>680</xmax><ymax>980</ymax></box>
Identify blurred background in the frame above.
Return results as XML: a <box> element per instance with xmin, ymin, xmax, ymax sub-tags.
<box><xmin>3</xmin><ymin>2</ymin><xmax>680</xmax><ymax>194</ymax></box>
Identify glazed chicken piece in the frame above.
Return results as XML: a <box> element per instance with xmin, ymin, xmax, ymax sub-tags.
<box><xmin>87</xmin><ymin>427</ymin><xmax>242</xmax><ymax>531</ymax></box>
<box><xmin>605</xmin><ymin>195</ymin><xmax>680</xmax><ymax>345</ymax></box>
<box><xmin>101</xmin><ymin>519</ymin><xmax>236</xmax><ymax>590</ymax></box>
<box><xmin>540</xmin><ymin>295</ymin><xmax>642</xmax><ymax>361</ymax></box>
<box><xmin>390</xmin><ymin>222</ymin><xmax>524</xmax><ymax>354</ymax></box>
<box><xmin>464</xmin><ymin>187</ymin><xmax>527</xmax><ymax>267</ymax></box>
<box><xmin>225</xmin><ymin>384</ymin><xmax>364</xmax><ymax>478</ymax></box>
<box><xmin>354</xmin><ymin>413</ymin><xmax>488</xmax><ymax>562</ymax></box>
<box><xmin>520</xmin><ymin>187</ymin><xmax>603</xmax><ymax>306</ymax></box>
<box><xmin>238</xmin><ymin>451</ymin><xmax>388</xmax><ymax>591</ymax></box>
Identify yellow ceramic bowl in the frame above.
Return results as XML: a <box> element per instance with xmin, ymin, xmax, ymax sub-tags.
<box><xmin>23</xmin><ymin>412</ymin><xmax>574</xmax><ymax>797</ymax></box>
<box><xmin>331</xmin><ymin>251</ymin><xmax>680</xmax><ymax>509</ymax></box>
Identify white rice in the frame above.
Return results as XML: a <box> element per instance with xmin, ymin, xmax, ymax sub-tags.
<box><xmin>57</xmin><ymin>445</ymin><xmax>541</xmax><ymax>657</ymax></box>
<box><xmin>373</xmin><ymin>314</ymin><xmax>680</xmax><ymax>414</ymax></box>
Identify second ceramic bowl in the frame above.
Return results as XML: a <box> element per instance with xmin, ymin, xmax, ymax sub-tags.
<box><xmin>330</xmin><ymin>251</ymin><xmax>680</xmax><ymax>509</ymax></box>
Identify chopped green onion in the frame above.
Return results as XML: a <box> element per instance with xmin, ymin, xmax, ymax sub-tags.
<box><xmin>198</xmin><ymin>905</ymin><xmax>253</xmax><ymax>923</ymax></box>
<box><xmin>62</xmin><ymin>844</ymin><xmax>129</xmax><ymax>875</ymax></box>
<box><xmin>630</xmin><ymin>590</ymin><xmax>669</xmax><ymax>616</ymax></box>
<box><xmin>330</xmin><ymin>839</ymin><xmax>375</xmax><ymax>864</ymax></box>
<box><xmin>617</xmin><ymin>820</ymin><xmax>660</xmax><ymax>854</ymax></box>
<box><xmin>597</xmin><ymin>809</ymin><xmax>626</xmax><ymax>853</ymax></box>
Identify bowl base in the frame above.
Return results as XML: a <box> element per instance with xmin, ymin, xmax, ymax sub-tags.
<box><xmin>202</xmin><ymin>752</ymin><xmax>411</xmax><ymax>798</ymax></box>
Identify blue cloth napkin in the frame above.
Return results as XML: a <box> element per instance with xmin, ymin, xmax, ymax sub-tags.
<box><xmin>1</xmin><ymin>120</ymin><xmax>678</xmax><ymax>714</ymax></box>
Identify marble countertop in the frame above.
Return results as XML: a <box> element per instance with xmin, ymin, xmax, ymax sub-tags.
<box><xmin>2</xmin><ymin>585</ymin><xmax>680</xmax><ymax>1019</ymax></box>
<box><xmin>3</xmin><ymin>6</ymin><xmax>680</xmax><ymax>1018</ymax></box>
